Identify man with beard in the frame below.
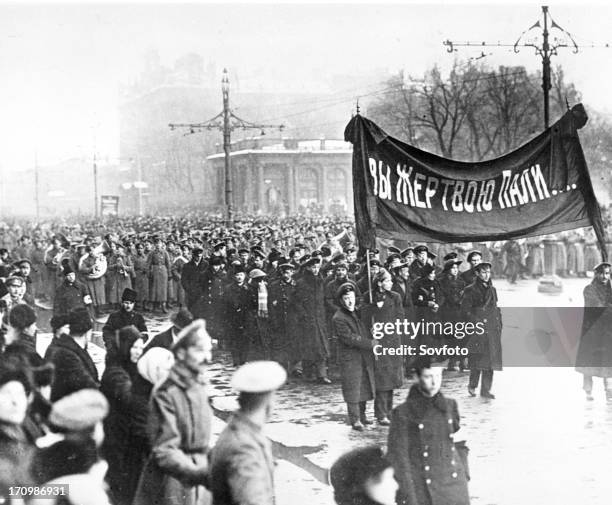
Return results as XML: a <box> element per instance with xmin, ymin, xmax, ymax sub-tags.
<box><xmin>134</xmin><ymin>320</ymin><xmax>213</xmax><ymax>505</ymax></box>
<box><xmin>209</xmin><ymin>361</ymin><xmax>287</xmax><ymax>505</ymax></box>
<box><xmin>181</xmin><ymin>246</ymin><xmax>208</xmax><ymax>314</ymax></box>
<box><xmin>460</xmin><ymin>250</ymin><xmax>483</xmax><ymax>286</ymax></box>
<box><xmin>387</xmin><ymin>358</ymin><xmax>470</xmax><ymax>505</ymax></box>
<box><xmin>460</xmin><ymin>262</ymin><xmax>502</xmax><ymax>399</ymax></box>
<box><xmin>575</xmin><ymin>262</ymin><xmax>612</xmax><ymax>401</ymax></box>
<box><xmin>438</xmin><ymin>258</ymin><xmax>466</xmax><ymax>372</ymax></box>
<box><xmin>53</xmin><ymin>265</ymin><xmax>91</xmax><ymax>318</ymax></box>
<box><xmin>332</xmin><ymin>282</ymin><xmax>375</xmax><ymax>431</ymax></box>
<box><xmin>224</xmin><ymin>264</ymin><xmax>251</xmax><ymax>367</ymax></box>
<box><xmin>295</xmin><ymin>257</ymin><xmax>331</xmax><ymax>383</ymax></box>
<box><xmin>102</xmin><ymin>288</ymin><xmax>148</xmax><ymax>363</ymax></box>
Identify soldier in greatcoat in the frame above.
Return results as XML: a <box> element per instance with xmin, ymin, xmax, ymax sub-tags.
<box><xmin>460</xmin><ymin>262</ymin><xmax>502</xmax><ymax>399</ymax></box>
<box><xmin>332</xmin><ymin>282</ymin><xmax>375</xmax><ymax>431</ymax></box>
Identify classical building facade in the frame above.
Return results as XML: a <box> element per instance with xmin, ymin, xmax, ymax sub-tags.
<box><xmin>206</xmin><ymin>137</ymin><xmax>353</xmax><ymax>215</ymax></box>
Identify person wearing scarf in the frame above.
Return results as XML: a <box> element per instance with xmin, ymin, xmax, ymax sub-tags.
<box><xmin>245</xmin><ymin>269</ymin><xmax>269</xmax><ymax>361</ymax></box>
<box><xmin>387</xmin><ymin>358</ymin><xmax>470</xmax><ymax>505</ymax></box>
<box><xmin>460</xmin><ymin>262</ymin><xmax>502</xmax><ymax>399</ymax></box>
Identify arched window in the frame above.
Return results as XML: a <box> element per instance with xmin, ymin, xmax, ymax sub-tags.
<box><xmin>298</xmin><ymin>167</ymin><xmax>319</xmax><ymax>206</ymax></box>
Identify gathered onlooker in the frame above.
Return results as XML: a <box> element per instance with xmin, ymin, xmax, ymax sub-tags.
<box><xmin>100</xmin><ymin>325</ymin><xmax>148</xmax><ymax>505</ymax></box>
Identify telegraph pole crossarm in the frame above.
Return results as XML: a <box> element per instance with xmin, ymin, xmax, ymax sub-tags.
<box><xmin>168</xmin><ymin>68</ymin><xmax>284</xmax><ymax>226</ymax></box>
<box><xmin>443</xmin><ymin>5</ymin><xmax>609</xmax><ymax>129</ymax></box>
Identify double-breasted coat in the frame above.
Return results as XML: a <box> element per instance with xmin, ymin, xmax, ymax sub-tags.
<box><xmin>438</xmin><ymin>273</ymin><xmax>466</xmax><ymax>345</ymax></box>
<box><xmin>361</xmin><ymin>289</ymin><xmax>404</xmax><ymax>391</ymax></box>
<box><xmin>460</xmin><ymin>279</ymin><xmax>502</xmax><ymax>371</ymax></box>
<box><xmin>294</xmin><ymin>270</ymin><xmax>330</xmax><ymax>362</ymax></box>
<box><xmin>575</xmin><ymin>278</ymin><xmax>612</xmax><ymax>377</ymax></box>
<box><xmin>148</xmin><ymin>250</ymin><xmax>171</xmax><ymax>303</ymax></box>
<box><xmin>134</xmin><ymin>362</ymin><xmax>212</xmax><ymax>505</ymax></box>
<box><xmin>332</xmin><ymin>306</ymin><xmax>375</xmax><ymax>403</ymax></box>
<box><xmin>387</xmin><ymin>385</ymin><xmax>470</xmax><ymax>505</ymax></box>
<box><xmin>267</xmin><ymin>277</ymin><xmax>298</xmax><ymax>365</ymax></box>
<box><xmin>133</xmin><ymin>253</ymin><xmax>150</xmax><ymax>302</ymax></box>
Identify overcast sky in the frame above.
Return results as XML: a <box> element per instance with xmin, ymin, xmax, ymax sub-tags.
<box><xmin>2</xmin><ymin>1</ymin><xmax>612</xmax><ymax>170</ymax></box>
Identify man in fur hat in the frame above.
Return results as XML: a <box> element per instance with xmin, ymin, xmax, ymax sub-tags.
<box><xmin>102</xmin><ymin>288</ymin><xmax>148</xmax><ymax>362</ymax></box>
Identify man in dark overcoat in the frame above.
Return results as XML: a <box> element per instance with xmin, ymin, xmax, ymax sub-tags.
<box><xmin>460</xmin><ymin>262</ymin><xmax>502</xmax><ymax>399</ymax></box>
<box><xmin>180</xmin><ymin>247</ymin><xmax>208</xmax><ymax>314</ymax></box>
<box><xmin>387</xmin><ymin>359</ymin><xmax>470</xmax><ymax>505</ymax></box>
<box><xmin>575</xmin><ymin>261</ymin><xmax>612</xmax><ymax>400</ymax></box>
<box><xmin>102</xmin><ymin>288</ymin><xmax>148</xmax><ymax>362</ymax></box>
<box><xmin>53</xmin><ymin>266</ymin><xmax>91</xmax><ymax>318</ymax></box>
<box><xmin>198</xmin><ymin>256</ymin><xmax>228</xmax><ymax>345</ymax></box>
<box><xmin>45</xmin><ymin>307</ymin><xmax>100</xmax><ymax>402</ymax></box>
<box><xmin>267</xmin><ymin>262</ymin><xmax>298</xmax><ymax>372</ymax></box>
<box><xmin>361</xmin><ymin>270</ymin><xmax>405</xmax><ymax>425</ymax></box>
<box><xmin>438</xmin><ymin>259</ymin><xmax>466</xmax><ymax>371</ymax></box>
<box><xmin>294</xmin><ymin>257</ymin><xmax>331</xmax><ymax>383</ymax></box>
<box><xmin>332</xmin><ymin>282</ymin><xmax>375</xmax><ymax>431</ymax></box>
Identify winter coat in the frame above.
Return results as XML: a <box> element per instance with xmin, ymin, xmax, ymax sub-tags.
<box><xmin>209</xmin><ymin>412</ymin><xmax>275</xmax><ymax>505</ymax></box>
<box><xmin>44</xmin><ymin>334</ymin><xmax>99</xmax><ymax>402</ymax></box>
<box><xmin>267</xmin><ymin>278</ymin><xmax>299</xmax><ymax>364</ymax></box>
<box><xmin>53</xmin><ymin>280</ymin><xmax>89</xmax><ymax>317</ymax></box>
<box><xmin>102</xmin><ymin>309</ymin><xmax>148</xmax><ymax>361</ymax></box>
<box><xmin>332</xmin><ymin>307</ymin><xmax>375</xmax><ymax>403</ymax></box>
<box><xmin>460</xmin><ymin>279</ymin><xmax>502</xmax><ymax>371</ymax></box>
<box><xmin>575</xmin><ymin>278</ymin><xmax>612</xmax><ymax>377</ymax></box>
<box><xmin>361</xmin><ymin>290</ymin><xmax>405</xmax><ymax>391</ymax></box>
<box><xmin>294</xmin><ymin>270</ymin><xmax>330</xmax><ymax>362</ymax></box>
<box><xmin>181</xmin><ymin>259</ymin><xmax>208</xmax><ymax>310</ymax></box>
<box><xmin>133</xmin><ymin>362</ymin><xmax>211</xmax><ymax>505</ymax></box>
<box><xmin>387</xmin><ymin>385</ymin><xmax>470</xmax><ymax>505</ymax></box>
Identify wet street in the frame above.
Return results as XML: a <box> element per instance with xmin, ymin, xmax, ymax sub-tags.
<box><xmin>36</xmin><ymin>276</ymin><xmax>612</xmax><ymax>505</ymax></box>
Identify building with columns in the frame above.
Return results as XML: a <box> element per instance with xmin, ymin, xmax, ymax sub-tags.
<box><xmin>205</xmin><ymin>137</ymin><xmax>353</xmax><ymax>215</ymax></box>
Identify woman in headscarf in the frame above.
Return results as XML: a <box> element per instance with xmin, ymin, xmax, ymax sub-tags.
<box><xmin>100</xmin><ymin>325</ymin><xmax>147</xmax><ymax>505</ymax></box>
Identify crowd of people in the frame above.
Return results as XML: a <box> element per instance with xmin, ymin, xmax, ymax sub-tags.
<box><xmin>0</xmin><ymin>211</ymin><xmax>611</xmax><ymax>505</ymax></box>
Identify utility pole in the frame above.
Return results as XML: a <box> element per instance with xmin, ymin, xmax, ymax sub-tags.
<box><xmin>34</xmin><ymin>151</ymin><xmax>40</xmax><ymax>220</ymax></box>
<box><xmin>169</xmin><ymin>68</ymin><xmax>284</xmax><ymax>226</ymax></box>
<box><xmin>93</xmin><ymin>152</ymin><xmax>99</xmax><ymax>218</ymax></box>
<box><xmin>444</xmin><ymin>5</ymin><xmax>608</xmax><ymax>129</ymax></box>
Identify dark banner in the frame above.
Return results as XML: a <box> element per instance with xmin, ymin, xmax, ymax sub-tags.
<box><xmin>344</xmin><ymin>104</ymin><xmax>607</xmax><ymax>259</ymax></box>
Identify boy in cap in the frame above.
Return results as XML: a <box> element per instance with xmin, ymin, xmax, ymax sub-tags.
<box><xmin>209</xmin><ymin>361</ymin><xmax>287</xmax><ymax>505</ymax></box>
<box><xmin>102</xmin><ymin>288</ymin><xmax>148</xmax><ymax>363</ymax></box>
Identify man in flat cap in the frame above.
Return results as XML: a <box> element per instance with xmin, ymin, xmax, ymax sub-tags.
<box><xmin>460</xmin><ymin>262</ymin><xmax>502</xmax><ymax>398</ymax></box>
<box><xmin>102</xmin><ymin>288</ymin><xmax>148</xmax><ymax>363</ymax></box>
<box><xmin>209</xmin><ymin>361</ymin><xmax>287</xmax><ymax>505</ymax></box>
<box><xmin>575</xmin><ymin>261</ymin><xmax>612</xmax><ymax>401</ymax></box>
<box><xmin>438</xmin><ymin>258</ymin><xmax>467</xmax><ymax>371</ymax></box>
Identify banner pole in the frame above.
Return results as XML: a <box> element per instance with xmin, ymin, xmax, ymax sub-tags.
<box><xmin>366</xmin><ymin>248</ymin><xmax>373</xmax><ymax>304</ymax></box>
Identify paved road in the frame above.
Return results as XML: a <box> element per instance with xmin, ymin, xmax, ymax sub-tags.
<box><xmin>36</xmin><ymin>276</ymin><xmax>612</xmax><ymax>505</ymax></box>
